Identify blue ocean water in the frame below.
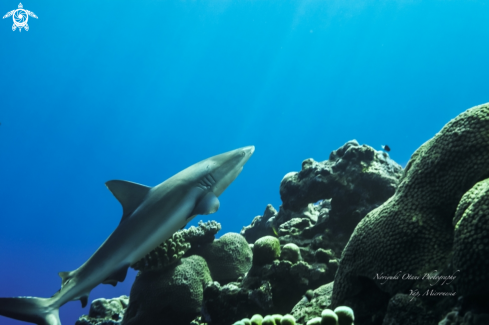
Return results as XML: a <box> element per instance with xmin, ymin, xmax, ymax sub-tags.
<box><xmin>0</xmin><ymin>0</ymin><xmax>488</xmax><ymax>324</ymax></box>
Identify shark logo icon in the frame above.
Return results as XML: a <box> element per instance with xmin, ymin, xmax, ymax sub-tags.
<box><xmin>3</xmin><ymin>3</ymin><xmax>37</xmax><ymax>32</ymax></box>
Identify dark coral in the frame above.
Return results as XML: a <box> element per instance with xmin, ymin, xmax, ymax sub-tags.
<box><xmin>131</xmin><ymin>220</ymin><xmax>221</xmax><ymax>272</ymax></box>
<box><xmin>123</xmin><ymin>255</ymin><xmax>212</xmax><ymax>325</ymax></box>
<box><xmin>330</xmin><ymin>103</ymin><xmax>489</xmax><ymax>324</ymax></box>
<box><xmin>280</xmin><ymin>139</ymin><xmax>402</xmax><ymax>240</ymax></box>
<box><xmin>242</xmin><ymin>140</ymin><xmax>402</xmax><ymax>258</ymax></box>
<box><xmin>201</xmin><ymin>141</ymin><xmax>402</xmax><ymax>324</ymax></box>
<box><xmin>194</xmin><ymin>232</ymin><xmax>253</xmax><ymax>284</ymax></box>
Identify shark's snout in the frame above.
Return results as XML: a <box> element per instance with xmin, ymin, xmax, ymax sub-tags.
<box><xmin>241</xmin><ymin>146</ymin><xmax>255</xmax><ymax>162</ymax></box>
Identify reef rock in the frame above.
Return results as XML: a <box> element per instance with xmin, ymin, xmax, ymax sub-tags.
<box><xmin>280</xmin><ymin>139</ymin><xmax>402</xmax><ymax>239</ymax></box>
<box><xmin>203</xmin><ymin>141</ymin><xmax>403</xmax><ymax>324</ymax></box>
<box><xmin>75</xmin><ymin>296</ymin><xmax>129</xmax><ymax>325</ymax></box>
<box><xmin>242</xmin><ymin>140</ymin><xmax>402</xmax><ymax>257</ymax></box>
<box><xmin>202</xmin><ymin>241</ymin><xmax>337</xmax><ymax>324</ymax></box>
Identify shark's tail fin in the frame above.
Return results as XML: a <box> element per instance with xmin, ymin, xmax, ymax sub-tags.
<box><xmin>0</xmin><ymin>296</ymin><xmax>60</xmax><ymax>325</ymax></box>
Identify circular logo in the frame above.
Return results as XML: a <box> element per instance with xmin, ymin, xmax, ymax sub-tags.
<box><xmin>13</xmin><ymin>9</ymin><xmax>28</xmax><ymax>27</ymax></box>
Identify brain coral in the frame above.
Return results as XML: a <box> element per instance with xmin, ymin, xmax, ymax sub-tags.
<box><xmin>195</xmin><ymin>232</ymin><xmax>253</xmax><ymax>283</ymax></box>
<box><xmin>452</xmin><ymin>178</ymin><xmax>489</xmax><ymax>298</ymax></box>
<box><xmin>331</xmin><ymin>103</ymin><xmax>489</xmax><ymax>320</ymax></box>
<box><xmin>253</xmin><ymin>236</ymin><xmax>281</xmax><ymax>266</ymax></box>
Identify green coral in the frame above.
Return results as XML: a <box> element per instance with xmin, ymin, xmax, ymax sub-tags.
<box><xmin>280</xmin><ymin>315</ymin><xmax>296</xmax><ymax>325</ymax></box>
<box><xmin>250</xmin><ymin>314</ymin><xmax>264</xmax><ymax>325</ymax></box>
<box><xmin>122</xmin><ymin>255</ymin><xmax>212</xmax><ymax>325</ymax></box>
<box><xmin>195</xmin><ymin>232</ymin><xmax>252</xmax><ymax>283</ymax></box>
<box><xmin>280</xmin><ymin>243</ymin><xmax>301</xmax><ymax>264</ymax></box>
<box><xmin>263</xmin><ymin>315</ymin><xmax>276</xmax><ymax>325</ymax></box>
<box><xmin>253</xmin><ymin>236</ymin><xmax>281</xmax><ymax>266</ymax></box>
<box><xmin>272</xmin><ymin>315</ymin><xmax>283</xmax><ymax>324</ymax></box>
<box><xmin>131</xmin><ymin>220</ymin><xmax>221</xmax><ymax>272</ymax></box>
<box><xmin>131</xmin><ymin>231</ymin><xmax>190</xmax><ymax>271</ymax></box>
<box><xmin>306</xmin><ymin>317</ymin><xmax>322</xmax><ymax>325</ymax></box>
<box><xmin>452</xmin><ymin>178</ymin><xmax>489</xmax><ymax>297</ymax></box>
<box><xmin>234</xmin><ymin>308</ymin><xmax>353</xmax><ymax>325</ymax></box>
<box><xmin>332</xmin><ymin>103</ymin><xmax>489</xmax><ymax>315</ymax></box>
<box><xmin>333</xmin><ymin>306</ymin><xmax>354</xmax><ymax>325</ymax></box>
<box><xmin>320</xmin><ymin>309</ymin><xmax>338</xmax><ymax>325</ymax></box>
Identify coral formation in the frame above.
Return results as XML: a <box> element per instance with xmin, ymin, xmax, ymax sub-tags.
<box><xmin>202</xmin><ymin>141</ymin><xmax>401</xmax><ymax>324</ymax></box>
<box><xmin>279</xmin><ymin>139</ymin><xmax>402</xmax><ymax>244</ymax></box>
<box><xmin>331</xmin><ymin>103</ymin><xmax>489</xmax><ymax>324</ymax></box>
<box><xmin>290</xmin><ymin>282</ymin><xmax>334</xmax><ymax>324</ymax></box>
<box><xmin>320</xmin><ymin>309</ymin><xmax>338</xmax><ymax>325</ymax></box>
<box><xmin>242</xmin><ymin>140</ymin><xmax>402</xmax><ymax>259</ymax></box>
<box><xmin>200</xmin><ymin>141</ymin><xmax>401</xmax><ymax>324</ymax></box>
<box><xmin>75</xmin><ymin>296</ymin><xmax>129</xmax><ymax>325</ymax></box>
<box><xmin>122</xmin><ymin>255</ymin><xmax>212</xmax><ymax>325</ymax></box>
<box><xmin>77</xmin><ymin>104</ymin><xmax>489</xmax><ymax>325</ymax></box>
<box><xmin>253</xmin><ymin>236</ymin><xmax>281</xmax><ymax>266</ymax></box>
<box><xmin>195</xmin><ymin>232</ymin><xmax>252</xmax><ymax>283</ymax></box>
<box><xmin>333</xmin><ymin>306</ymin><xmax>354</xmax><ymax>325</ymax></box>
<box><xmin>232</xmin><ymin>306</ymin><xmax>353</xmax><ymax>325</ymax></box>
<box><xmin>124</xmin><ymin>222</ymin><xmax>252</xmax><ymax>325</ymax></box>
<box><xmin>452</xmin><ymin>179</ymin><xmax>489</xmax><ymax>299</ymax></box>
<box><xmin>281</xmin><ymin>243</ymin><xmax>302</xmax><ymax>264</ymax></box>
<box><xmin>131</xmin><ymin>220</ymin><xmax>221</xmax><ymax>272</ymax></box>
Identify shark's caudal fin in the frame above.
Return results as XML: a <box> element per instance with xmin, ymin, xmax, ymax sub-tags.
<box><xmin>0</xmin><ymin>296</ymin><xmax>60</xmax><ymax>325</ymax></box>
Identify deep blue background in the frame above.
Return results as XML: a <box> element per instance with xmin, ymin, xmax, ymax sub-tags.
<box><xmin>1</xmin><ymin>0</ymin><xmax>488</xmax><ymax>324</ymax></box>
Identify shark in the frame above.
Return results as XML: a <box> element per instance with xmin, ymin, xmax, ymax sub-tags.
<box><xmin>0</xmin><ymin>146</ymin><xmax>254</xmax><ymax>325</ymax></box>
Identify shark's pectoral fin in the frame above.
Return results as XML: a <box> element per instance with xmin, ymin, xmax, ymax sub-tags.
<box><xmin>102</xmin><ymin>264</ymin><xmax>130</xmax><ymax>287</ymax></box>
<box><xmin>105</xmin><ymin>180</ymin><xmax>152</xmax><ymax>223</ymax></box>
<box><xmin>102</xmin><ymin>279</ymin><xmax>118</xmax><ymax>286</ymax></box>
<box><xmin>190</xmin><ymin>192</ymin><xmax>220</xmax><ymax>218</ymax></box>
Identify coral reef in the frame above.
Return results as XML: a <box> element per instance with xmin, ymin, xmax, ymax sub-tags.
<box><xmin>281</xmin><ymin>243</ymin><xmax>302</xmax><ymax>264</ymax></box>
<box><xmin>131</xmin><ymin>220</ymin><xmax>221</xmax><ymax>272</ymax></box>
<box><xmin>231</xmin><ymin>306</ymin><xmax>354</xmax><ymax>325</ymax></box>
<box><xmin>452</xmin><ymin>179</ymin><xmax>489</xmax><ymax>300</ymax></box>
<box><xmin>253</xmin><ymin>236</ymin><xmax>281</xmax><ymax>266</ymax></box>
<box><xmin>331</xmin><ymin>103</ymin><xmax>489</xmax><ymax>324</ymax></box>
<box><xmin>77</xmin><ymin>104</ymin><xmax>489</xmax><ymax>325</ymax></box>
<box><xmin>242</xmin><ymin>140</ymin><xmax>402</xmax><ymax>258</ymax></box>
<box><xmin>202</xmin><ymin>141</ymin><xmax>401</xmax><ymax>324</ymax></box>
<box><xmin>194</xmin><ymin>232</ymin><xmax>253</xmax><ymax>283</ymax></box>
<box><xmin>124</xmin><ymin>221</ymin><xmax>251</xmax><ymax>325</ymax></box>
<box><xmin>75</xmin><ymin>296</ymin><xmax>129</xmax><ymax>325</ymax></box>
<box><xmin>438</xmin><ymin>310</ymin><xmax>489</xmax><ymax>325</ymax></box>
<box><xmin>290</xmin><ymin>282</ymin><xmax>334</xmax><ymax>325</ymax></box>
<box><xmin>122</xmin><ymin>255</ymin><xmax>212</xmax><ymax>325</ymax></box>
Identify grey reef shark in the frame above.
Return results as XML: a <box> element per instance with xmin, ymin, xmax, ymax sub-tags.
<box><xmin>0</xmin><ymin>146</ymin><xmax>255</xmax><ymax>325</ymax></box>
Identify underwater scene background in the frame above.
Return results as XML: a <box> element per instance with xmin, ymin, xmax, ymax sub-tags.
<box><xmin>1</xmin><ymin>0</ymin><xmax>489</xmax><ymax>324</ymax></box>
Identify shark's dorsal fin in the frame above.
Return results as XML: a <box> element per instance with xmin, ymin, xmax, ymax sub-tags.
<box><xmin>58</xmin><ymin>271</ymin><xmax>75</xmax><ymax>288</ymax></box>
<box><xmin>191</xmin><ymin>192</ymin><xmax>220</xmax><ymax>216</ymax></box>
<box><xmin>102</xmin><ymin>264</ymin><xmax>130</xmax><ymax>287</ymax></box>
<box><xmin>105</xmin><ymin>180</ymin><xmax>151</xmax><ymax>223</ymax></box>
